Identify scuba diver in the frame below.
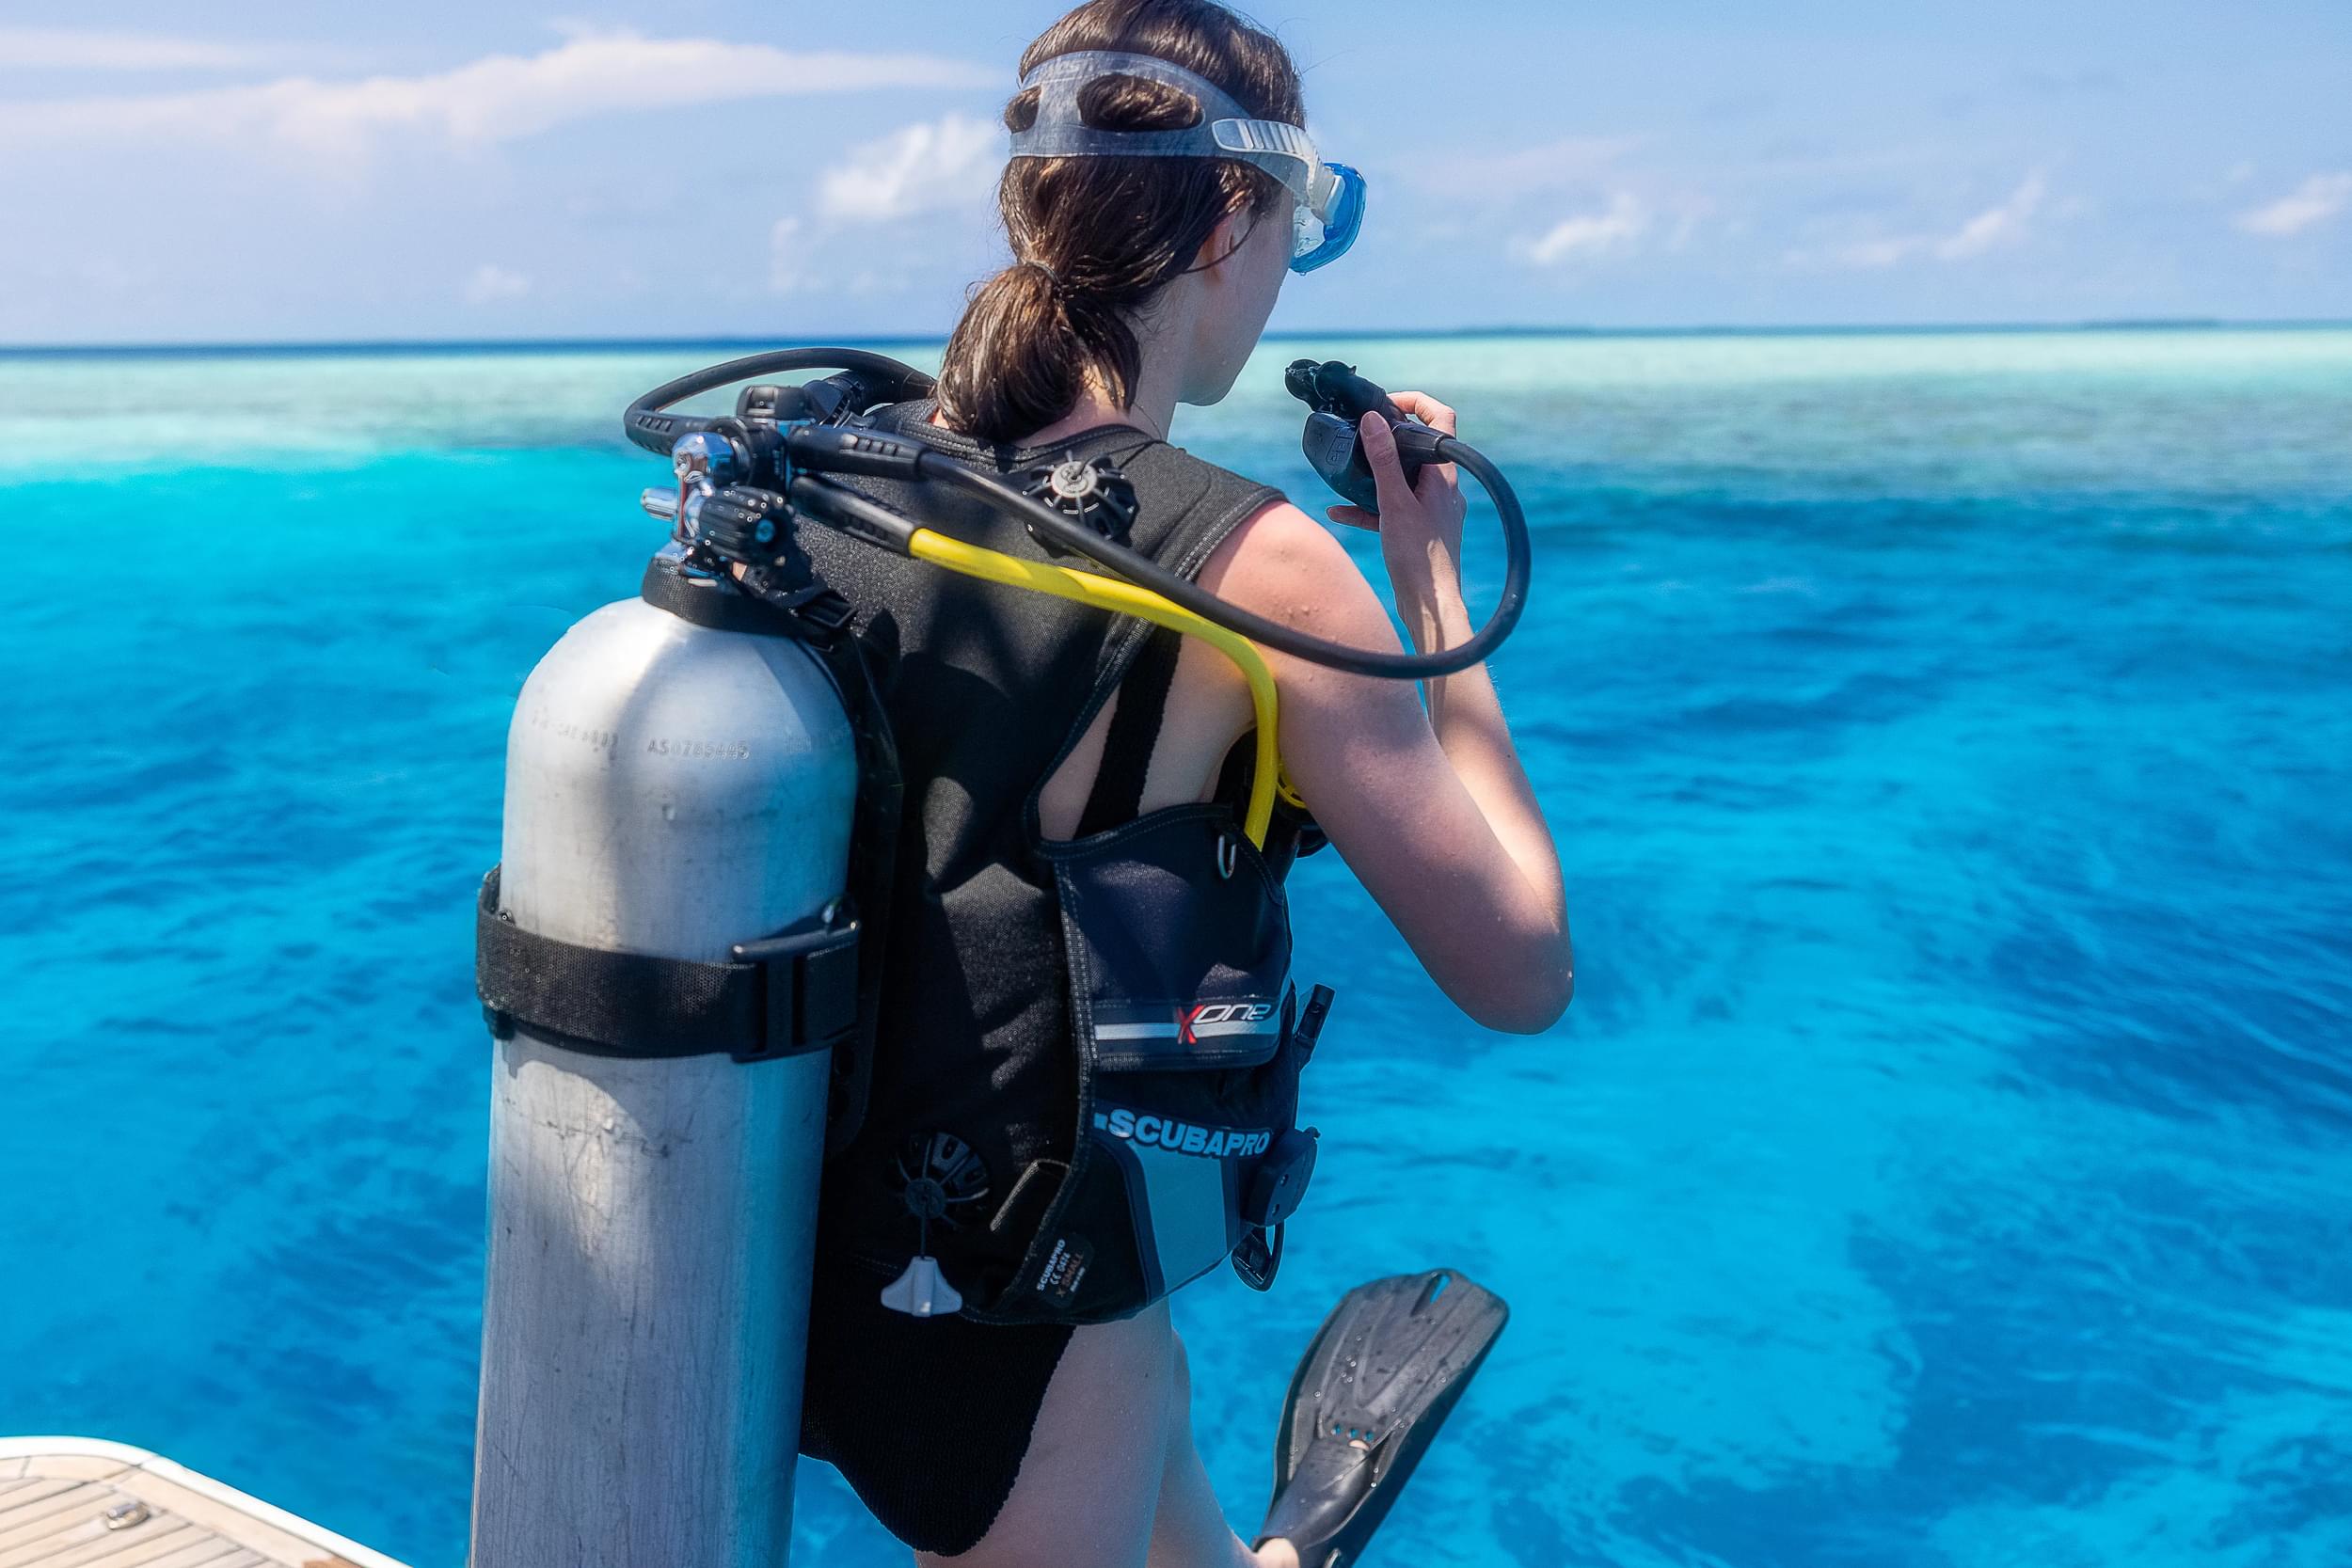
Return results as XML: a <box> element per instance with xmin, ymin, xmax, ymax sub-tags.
<box><xmin>781</xmin><ymin>3</ymin><xmax>1574</xmax><ymax>1563</ymax></box>
<box><xmin>472</xmin><ymin>0</ymin><xmax>1568</xmax><ymax>1562</ymax></box>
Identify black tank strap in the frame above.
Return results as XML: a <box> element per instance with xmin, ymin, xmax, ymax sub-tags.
<box><xmin>1075</xmin><ymin>628</ymin><xmax>1183</xmax><ymax>836</ymax></box>
<box><xmin>475</xmin><ymin>867</ymin><xmax>859</xmax><ymax>1063</ymax></box>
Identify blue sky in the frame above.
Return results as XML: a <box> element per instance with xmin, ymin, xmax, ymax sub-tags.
<box><xmin>1</xmin><ymin>2</ymin><xmax>2344</xmax><ymax>344</ymax></box>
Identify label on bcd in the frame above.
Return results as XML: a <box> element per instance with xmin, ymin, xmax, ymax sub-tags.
<box><xmin>1093</xmin><ymin>1106</ymin><xmax>1271</xmax><ymax>1160</ymax></box>
<box><xmin>1037</xmin><ymin>1234</ymin><xmax>1093</xmax><ymax>1305</ymax></box>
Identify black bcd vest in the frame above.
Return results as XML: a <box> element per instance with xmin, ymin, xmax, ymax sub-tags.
<box><xmin>800</xmin><ymin>401</ymin><xmax>1328</xmax><ymax>1325</ymax></box>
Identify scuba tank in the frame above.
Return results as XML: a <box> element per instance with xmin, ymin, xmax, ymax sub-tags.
<box><xmin>469</xmin><ymin>588</ymin><xmax>851</xmax><ymax>1568</ymax></box>
<box><xmin>469</xmin><ymin>353</ymin><xmax>923</xmax><ymax>1568</ymax></box>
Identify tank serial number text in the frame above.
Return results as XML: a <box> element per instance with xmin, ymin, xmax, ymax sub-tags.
<box><xmin>644</xmin><ymin>737</ymin><xmax>753</xmax><ymax>760</ymax></box>
<box><xmin>527</xmin><ymin>710</ymin><xmax>619</xmax><ymax>755</ymax></box>
<box><xmin>525</xmin><ymin>708</ymin><xmax>751</xmax><ymax>760</ymax></box>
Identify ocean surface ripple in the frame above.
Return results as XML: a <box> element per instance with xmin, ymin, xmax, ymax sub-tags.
<box><xmin>3</xmin><ymin>329</ymin><xmax>2348</xmax><ymax>1568</ymax></box>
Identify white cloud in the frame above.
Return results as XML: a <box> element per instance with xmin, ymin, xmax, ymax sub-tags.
<box><xmin>1516</xmin><ymin>194</ymin><xmax>1650</xmax><ymax>266</ymax></box>
<box><xmin>2235</xmin><ymin>171</ymin><xmax>2352</xmax><ymax>238</ymax></box>
<box><xmin>1935</xmin><ymin>172</ymin><xmax>2045</xmax><ymax>259</ymax></box>
<box><xmin>0</xmin><ymin>32</ymin><xmax>990</xmax><ymax>153</ymax></box>
<box><xmin>1841</xmin><ymin>236</ymin><xmax>1928</xmax><ymax>268</ymax></box>
<box><xmin>0</xmin><ymin>26</ymin><xmax>282</xmax><ymax>71</ymax></box>
<box><xmin>462</xmin><ymin>264</ymin><xmax>532</xmax><ymax>305</ymax></box>
<box><xmin>817</xmin><ymin>113</ymin><xmax>1003</xmax><ymax>225</ymax></box>
<box><xmin>759</xmin><ymin>116</ymin><xmax>1004</xmax><ymax>298</ymax></box>
<box><xmin>1795</xmin><ymin>172</ymin><xmax>2048</xmax><ymax>269</ymax></box>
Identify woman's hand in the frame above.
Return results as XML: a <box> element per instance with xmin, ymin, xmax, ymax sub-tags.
<box><xmin>1324</xmin><ymin>391</ymin><xmax>1468</xmax><ymax>626</ymax></box>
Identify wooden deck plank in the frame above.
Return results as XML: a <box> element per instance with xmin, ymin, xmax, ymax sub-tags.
<box><xmin>0</xmin><ymin>1510</ymin><xmax>109</xmax><ymax>1568</ymax></box>
<box><xmin>10</xmin><ymin>1465</ymin><xmax>125</xmax><ymax>1488</ymax></box>
<box><xmin>0</xmin><ymin>1446</ymin><xmax>405</xmax><ymax>1568</ymax></box>
<box><xmin>79</xmin><ymin>1538</ymin><xmax>244</xmax><ymax>1568</ymax></box>
<box><xmin>0</xmin><ymin>1517</ymin><xmax>198</xmax><ymax>1568</ymax></box>
<box><xmin>0</xmin><ymin>1488</ymin><xmax>107</xmax><ymax>1550</ymax></box>
<box><xmin>0</xmin><ymin>1487</ymin><xmax>97</xmax><ymax>1538</ymax></box>
<box><xmin>107</xmin><ymin>1477</ymin><xmax>340</xmax><ymax>1567</ymax></box>
<box><xmin>0</xmin><ymin>1490</ymin><xmax>106</xmax><ymax>1550</ymax></box>
<box><xmin>0</xmin><ymin>1483</ymin><xmax>84</xmax><ymax>1523</ymax></box>
<box><xmin>55</xmin><ymin>1523</ymin><xmax>215</xmax><ymax>1568</ymax></box>
<box><xmin>38</xmin><ymin>1523</ymin><xmax>211</xmax><ymax>1568</ymax></box>
<box><xmin>0</xmin><ymin>1515</ymin><xmax>100</xmax><ymax>1562</ymax></box>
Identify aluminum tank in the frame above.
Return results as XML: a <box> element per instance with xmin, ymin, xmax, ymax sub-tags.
<box><xmin>470</xmin><ymin>587</ymin><xmax>856</xmax><ymax>1568</ymax></box>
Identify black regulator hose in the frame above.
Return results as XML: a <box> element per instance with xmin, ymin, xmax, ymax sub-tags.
<box><xmin>627</xmin><ymin>350</ymin><xmax>1531</xmax><ymax>680</ymax></box>
<box><xmin>794</xmin><ymin>425</ymin><xmax>1532</xmax><ymax>680</ymax></box>
<box><xmin>624</xmin><ymin>348</ymin><xmax>938</xmax><ymax>452</ymax></box>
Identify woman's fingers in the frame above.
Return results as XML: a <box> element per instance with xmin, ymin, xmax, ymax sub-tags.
<box><xmin>1389</xmin><ymin>390</ymin><xmax>1457</xmax><ymax>436</ymax></box>
<box><xmin>1359</xmin><ymin>411</ymin><xmax>1418</xmax><ymax>516</ymax></box>
<box><xmin>1386</xmin><ymin>392</ymin><xmax>1461</xmax><ymax>498</ymax></box>
<box><xmin>1326</xmin><ymin>504</ymin><xmax>1379</xmax><ymax>531</ymax></box>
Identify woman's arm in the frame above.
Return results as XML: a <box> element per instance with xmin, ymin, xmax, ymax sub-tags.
<box><xmin>1196</xmin><ymin>399</ymin><xmax>1572</xmax><ymax>1034</ymax></box>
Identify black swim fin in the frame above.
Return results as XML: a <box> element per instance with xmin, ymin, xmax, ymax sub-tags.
<box><xmin>1254</xmin><ymin>1269</ymin><xmax>1509</xmax><ymax>1568</ymax></box>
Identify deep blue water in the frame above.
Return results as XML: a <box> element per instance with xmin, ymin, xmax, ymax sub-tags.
<box><xmin>4</xmin><ymin>329</ymin><xmax>2349</xmax><ymax>1567</ymax></box>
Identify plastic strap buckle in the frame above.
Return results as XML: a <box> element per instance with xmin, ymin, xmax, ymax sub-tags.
<box><xmin>796</xmin><ymin>589</ymin><xmax>856</xmax><ymax>642</ymax></box>
<box><xmin>730</xmin><ymin>913</ymin><xmax>861</xmax><ymax>1064</ymax></box>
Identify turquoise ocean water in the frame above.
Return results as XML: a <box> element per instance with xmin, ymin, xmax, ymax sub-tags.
<box><xmin>2</xmin><ymin>328</ymin><xmax>2348</xmax><ymax>1566</ymax></box>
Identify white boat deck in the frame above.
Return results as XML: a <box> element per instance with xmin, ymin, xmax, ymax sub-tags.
<box><xmin>0</xmin><ymin>1440</ymin><xmax>408</xmax><ymax>1568</ymax></box>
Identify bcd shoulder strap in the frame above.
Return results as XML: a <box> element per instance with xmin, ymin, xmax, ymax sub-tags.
<box><xmin>1074</xmin><ymin>628</ymin><xmax>1184</xmax><ymax>836</ymax></box>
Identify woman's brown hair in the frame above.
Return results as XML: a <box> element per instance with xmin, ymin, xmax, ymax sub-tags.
<box><xmin>932</xmin><ymin>0</ymin><xmax>1305</xmax><ymax>444</ymax></box>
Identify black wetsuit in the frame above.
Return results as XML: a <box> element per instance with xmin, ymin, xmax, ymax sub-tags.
<box><xmin>794</xmin><ymin>403</ymin><xmax>1293</xmax><ymax>1553</ymax></box>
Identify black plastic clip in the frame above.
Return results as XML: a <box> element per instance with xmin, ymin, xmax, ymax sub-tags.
<box><xmin>793</xmin><ymin>587</ymin><xmax>856</xmax><ymax>641</ymax></box>
<box><xmin>1233</xmin><ymin>1224</ymin><xmax>1285</xmax><ymax>1291</ymax></box>
<box><xmin>1294</xmin><ymin>984</ymin><xmax>1336</xmax><ymax>1064</ymax></box>
<box><xmin>731</xmin><ymin>911</ymin><xmax>862</xmax><ymax>1064</ymax></box>
<box><xmin>1234</xmin><ymin>1126</ymin><xmax>1319</xmax><ymax>1291</ymax></box>
<box><xmin>739</xmin><ymin>574</ymin><xmax>855</xmax><ymax>644</ymax></box>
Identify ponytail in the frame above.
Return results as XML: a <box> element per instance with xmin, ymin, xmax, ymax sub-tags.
<box><xmin>938</xmin><ymin>255</ymin><xmax>1152</xmax><ymax>446</ymax></box>
<box><xmin>934</xmin><ymin>0</ymin><xmax>1304</xmax><ymax>444</ymax></box>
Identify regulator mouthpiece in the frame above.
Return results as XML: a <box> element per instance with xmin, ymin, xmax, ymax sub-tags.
<box><xmin>1286</xmin><ymin>358</ymin><xmax>1432</xmax><ymax>515</ymax></box>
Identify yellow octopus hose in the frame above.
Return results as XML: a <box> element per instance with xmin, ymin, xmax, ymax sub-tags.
<box><xmin>903</xmin><ymin>529</ymin><xmax>1284</xmax><ymax>847</ymax></box>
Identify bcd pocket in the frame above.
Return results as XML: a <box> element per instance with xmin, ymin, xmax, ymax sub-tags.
<box><xmin>1082</xmin><ymin>983</ymin><xmax>1301</xmax><ymax>1303</ymax></box>
<box><xmin>981</xmin><ymin>807</ymin><xmax>1316</xmax><ymax>1323</ymax></box>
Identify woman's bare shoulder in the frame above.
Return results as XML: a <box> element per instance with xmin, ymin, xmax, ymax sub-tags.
<box><xmin>1198</xmin><ymin>497</ymin><xmax>1390</xmax><ymax>643</ymax></box>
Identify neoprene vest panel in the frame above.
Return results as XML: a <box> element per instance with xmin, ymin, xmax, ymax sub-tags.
<box><xmin>799</xmin><ymin>402</ymin><xmax>1324</xmax><ymax>1324</ymax></box>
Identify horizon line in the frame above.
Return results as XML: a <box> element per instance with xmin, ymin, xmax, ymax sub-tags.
<box><xmin>4</xmin><ymin>317</ymin><xmax>2349</xmax><ymax>359</ymax></box>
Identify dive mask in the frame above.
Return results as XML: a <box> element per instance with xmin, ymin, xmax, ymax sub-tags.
<box><xmin>1009</xmin><ymin>49</ymin><xmax>1365</xmax><ymax>274</ymax></box>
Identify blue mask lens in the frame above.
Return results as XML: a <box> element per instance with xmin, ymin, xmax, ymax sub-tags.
<box><xmin>1290</xmin><ymin>163</ymin><xmax>1365</xmax><ymax>274</ymax></box>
